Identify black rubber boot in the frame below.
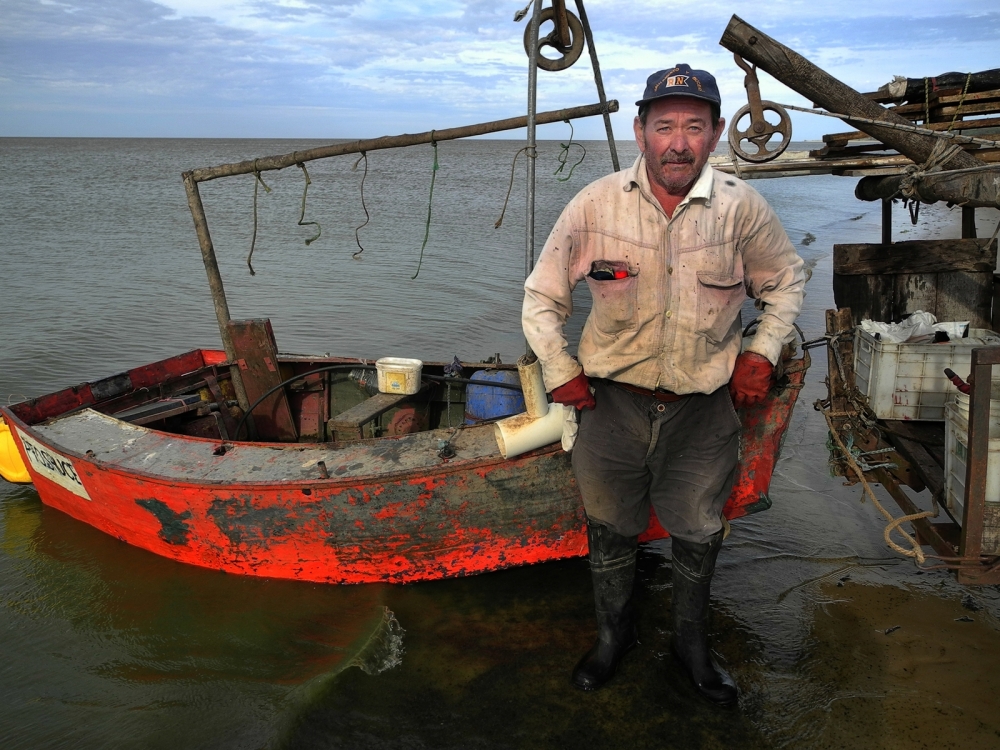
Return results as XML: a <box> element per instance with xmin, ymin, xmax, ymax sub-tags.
<box><xmin>670</xmin><ymin>530</ymin><xmax>738</xmax><ymax>706</ymax></box>
<box><xmin>571</xmin><ymin>522</ymin><xmax>639</xmax><ymax>691</ymax></box>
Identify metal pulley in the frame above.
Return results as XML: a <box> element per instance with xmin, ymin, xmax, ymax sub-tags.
<box><xmin>523</xmin><ymin>1</ymin><xmax>585</xmax><ymax>72</ymax></box>
<box><xmin>727</xmin><ymin>54</ymin><xmax>792</xmax><ymax>163</ymax></box>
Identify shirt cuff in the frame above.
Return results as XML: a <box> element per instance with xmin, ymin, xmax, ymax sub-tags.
<box><xmin>745</xmin><ymin>330</ymin><xmax>784</xmax><ymax>366</ymax></box>
<box><xmin>540</xmin><ymin>356</ymin><xmax>583</xmax><ymax>392</ymax></box>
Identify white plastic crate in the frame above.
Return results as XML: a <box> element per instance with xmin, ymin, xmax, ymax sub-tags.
<box><xmin>943</xmin><ymin>399</ymin><xmax>1000</xmax><ymax>526</ymax></box>
<box><xmin>853</xmin><ymin>328</ymin><xmax>1000</xmax><ymax>421</ymax></box>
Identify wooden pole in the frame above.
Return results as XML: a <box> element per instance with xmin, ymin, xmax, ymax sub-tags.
<box><xmin>825</xmin><ymin>308</ymin><xmax>855</xmax><ymax>414</ymax></box>
<box><xmin>877</xmin><ymin>68</ymin><xmax>1000</xmax><ymax>104</ymax></box>
<box><xmin>183</xmin><ymin>101</ymin><xmax>618</xmax><ymax>184</ymax></box>
<box><xmin>881</xmin><ymin>199</ymin><xmax>892</xmax><ymax>245</ymax></box>
<box><xmin>855</xmin><ymin>166</ymin><xmax>1000</xmax><ymax>209</ymax></box>
<box><xmin>718</xmin><ymin>15</ymin><xmax>984</xmax><ymax>172</ymax></box>
<box><xmin>182</xmin><ymin>173</ymin><xmax>251</xmax><ymax>412</ymax></box>
<box><xmin>575</xmin><ymin>0</ymin><xmax>620</xmax><ymax>172</ymax></box>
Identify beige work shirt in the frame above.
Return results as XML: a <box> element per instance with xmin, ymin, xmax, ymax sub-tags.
<box><xmin>522</xmin><ymin>155</ymin><xmax>805</xmax><ymax>395</ymax></box>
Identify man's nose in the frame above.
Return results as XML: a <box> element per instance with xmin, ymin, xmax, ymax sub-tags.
<box><xmin>665</xmin><ymin>132</ymin><xmax>689</xmax><ymax>152</ymax></box>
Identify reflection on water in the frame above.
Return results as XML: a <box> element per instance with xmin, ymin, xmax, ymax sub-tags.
<box><xmin>2</xmin><ymin>138</ymin><xmax>1000</xmax><ymax>748</ymax></box>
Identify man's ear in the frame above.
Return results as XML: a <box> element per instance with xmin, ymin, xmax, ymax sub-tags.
<box><xmin>710</xmin><ymin>118</ymin><xmax>726</xmax><ymax>151</ymax></box>
<box><xmin>633</xmin><ymin>116</ymin><xmax>646</xmax><ymax>153</ymax></box>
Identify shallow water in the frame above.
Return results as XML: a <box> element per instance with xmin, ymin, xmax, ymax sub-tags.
<box><xmin>2</xmin><ymin>137</ymin><xmax>1000</xmax><ymax>749</ymax></box>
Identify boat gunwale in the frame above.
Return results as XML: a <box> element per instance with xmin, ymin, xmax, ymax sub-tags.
<box><xmin>1</xmin><ymin>405</ymin><xmax>564</xmax><ymax>492</ymax></box>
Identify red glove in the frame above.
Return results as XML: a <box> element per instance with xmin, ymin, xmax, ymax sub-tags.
<box><xmin>551</xmin><ymin>371</ymin><xmax>596</xmax><ymax>410</ymax></box>
<box><xmin>729</xmin><ymin>352</ymin><xmax>774</xmax><ymax>409</ymax></box>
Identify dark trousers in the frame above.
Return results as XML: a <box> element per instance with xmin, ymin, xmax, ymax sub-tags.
<box><xmin>571</xmin><ymin>380</ymin><xmax>741</xmax><ymax>544</ymax></box>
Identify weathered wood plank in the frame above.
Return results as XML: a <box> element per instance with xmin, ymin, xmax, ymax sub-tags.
<box><xmin>832</xmin><ymin>273</ymin><xmax>894</xmax><ymax>325</ymax></box>
<box><xmin>882</xmin><ymin>421</ymin><xmax>945</xmax><ymax>498</ymax></box>
<box><xmin>833</xmin><ymin>239</ymin><xmax>997</xmax><ymax>275</ymax></box>
<box><xmin>328</xmin><ymin>389</ymin><xmax>425</xmax><ymax>441</ymax></box>
<box><xmin>825</xmin><ymin>308</ymin><xmax>855</xmax><ymax>413</ymax></box>
<box><xmin>937</xmin><ymin>269</ymin><xmax>994</xmax><ymax>328</ymax></box>
<box><xmin>227</xmin><ymin>319</ymin><xmax>298</xmax><ymax>441</ymax></box>
<box><xmin>894</xmin><ymin>273</ymin><xmax>937</xmax><ymax>318</ymax></box>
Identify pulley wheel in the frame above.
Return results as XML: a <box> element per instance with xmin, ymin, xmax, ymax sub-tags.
<box><xmin>524</xmin><ymin>7</ymin><xmax>585</xmax><ymax>72</ymax></box>
<box><xmin>727</xmin><ymin>101</ymin><xmax>793</xmax><ymax>163</ymax></box>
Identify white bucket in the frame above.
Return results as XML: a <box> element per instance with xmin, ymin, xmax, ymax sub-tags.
<box><xmin>953</xmin><ymin>382</ymin><xmax>1000</xmax><ymax>435</ymax></box>
<box><xmin>375</xmin><ymin>357</ymin><xmax>423</xmax><ymax>395</ymax></box>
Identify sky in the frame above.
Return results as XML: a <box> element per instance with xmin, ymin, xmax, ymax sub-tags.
<box><xmin>2</xmin><ymin>0</ymin><xmax>998</xmax><ymax>140</ymax></box>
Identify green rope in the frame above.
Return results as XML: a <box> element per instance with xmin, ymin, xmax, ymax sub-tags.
<box><xmin>553</xmin><ymin>119</ymin><xmax>586</xmax><ymax>182</ymax></box>
<box><xmin>411</xmin><ymin>135</ymin><xmax>439</xmax><ymax>280</ymax></box>
<box><xmin>247</xmin><ymin>162</ymin><xmax>272</xmax><ymax>276</ymax></box>
<box><xmin>296</xmin><ymin>162</ymin><xmax>321</xmax><ymax>246</ymax></box>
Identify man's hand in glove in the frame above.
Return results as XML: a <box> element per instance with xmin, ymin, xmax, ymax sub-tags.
<box><xmin>550</xmin><ymin>371</ymin><xmax>596</xmax><ymax>411</ymax></box>
<box><xmin>729</xmin><ymin>352</ymin><xmax>774</xmax><ymax>409</ymax></box>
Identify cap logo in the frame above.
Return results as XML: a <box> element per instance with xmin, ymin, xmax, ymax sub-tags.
<box><xmin>664</xmin><ymin>74</ymin><xmax>689</xmax><ymax>88</ymax></box>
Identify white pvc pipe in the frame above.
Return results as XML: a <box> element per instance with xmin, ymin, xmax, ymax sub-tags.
<box><xmin>494</xmin><ymin>402</ymin><xmax>569</xmax><ymax>459</ymax></box>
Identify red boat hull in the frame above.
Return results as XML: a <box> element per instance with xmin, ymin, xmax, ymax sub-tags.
<box><xmin>2</xmin><ymin>349</ymin><xmax>806</xmax><ymax>584</ymax></box>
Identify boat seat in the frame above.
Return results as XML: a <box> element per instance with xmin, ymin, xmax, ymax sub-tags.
<box><xmin>328</xmin><ymin>383</ymin><xmax>428</xmax><ymax>441</ymax></box>
<box><xmin>113</xmin><ymin>394</ymin><xmax>204</xmax><ymax>426</ymax></box>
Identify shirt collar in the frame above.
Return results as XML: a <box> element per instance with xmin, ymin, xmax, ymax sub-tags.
<box><xmin>625</xmin><ymin>154</ymin><xmax>715</xmax><ymax>210</ymax></box>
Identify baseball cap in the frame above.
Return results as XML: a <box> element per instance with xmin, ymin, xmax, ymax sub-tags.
<box><xmin>635</xmin><ymin>64</ymin><xmax>721</xmax><ymax>107</ymax></box>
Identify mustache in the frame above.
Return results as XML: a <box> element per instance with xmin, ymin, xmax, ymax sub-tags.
<box><xmin>660</xmin><ymin>151</ymin><xmax>695</xmax><ymax>165</ymax></box>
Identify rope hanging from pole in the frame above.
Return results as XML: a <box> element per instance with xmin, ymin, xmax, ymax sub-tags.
<box><xmin>352</xmin><ymin>151</ymin><xmax>370</xmax><ymax>260</ymax></box>
<box><xmin>247</xmin><ymin>162</ymin><xmax>272</xmax><ymax>276</ymax></box>
<box><xmin>495</xmin><ymin>146</ymin><xmax>530</xmax><ymax>229</ymax></box>
<box><xmin>295</xmin><ymin>162</ymin><xmax>321</xmax><ymax>246</ymax></box>
<box><xmin>411</xmin><ymin>134</ymin><xmax>439</xmax><ymax>280</ymax></box>
<box><xmin>553</xmin><ymin>118</ymin><xmax>586</xmax><ymax>182</ymax></box>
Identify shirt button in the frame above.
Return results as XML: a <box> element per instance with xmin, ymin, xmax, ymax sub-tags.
<box><xmin>665</xmin><ymin>310</ymin><xmax>672</xmax><ymax>318</ymax></box>
<box><xmin>667</xmin><ymin>266</ymin><xmax>673</xmax><ymax>275</ymax></box>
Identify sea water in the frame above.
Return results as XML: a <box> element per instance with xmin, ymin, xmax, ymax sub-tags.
<box><xmin>1</xmin><ymin>137</ymin><xmax>999</xmax><ymax>749</ymax></box>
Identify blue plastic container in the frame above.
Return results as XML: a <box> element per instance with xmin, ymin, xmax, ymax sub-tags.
<box><xmin>465</xmin><ymin>370</ymin><xmax>526</xmax><ymax>424</ymax></box>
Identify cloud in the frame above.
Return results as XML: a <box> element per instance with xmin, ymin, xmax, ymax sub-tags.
<box><xmin>2</xmin><ymin>0</ymin><xmax>998</xmax><ymax>138</ymax></box>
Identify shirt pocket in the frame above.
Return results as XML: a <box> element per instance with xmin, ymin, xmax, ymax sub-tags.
<box><xmin>696</xmin><ymin>271</ymin><xmax>745</xmax><ymax>344</ymax></box>
<box><xmin>586</xmin><ymin>268</ymin><xmax>639</xmax><ymax>336</ymax></box>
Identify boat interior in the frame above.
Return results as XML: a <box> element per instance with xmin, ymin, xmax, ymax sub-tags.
<box><xmin>10</xmin><ymin>318</ymin><xmax>525</xmax><ymax>447</ymax></box>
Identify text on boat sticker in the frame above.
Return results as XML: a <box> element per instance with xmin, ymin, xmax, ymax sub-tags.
<box><xmin>16</xmin><ymin>430</ymin><xmax>92</xmax><ymax>500</ymax></box>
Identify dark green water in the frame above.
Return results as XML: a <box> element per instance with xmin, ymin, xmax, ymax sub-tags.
<box><xmin>2</xmin><ymin>138</ymin><xmax>999</xmax><ymax>749</ymax></box>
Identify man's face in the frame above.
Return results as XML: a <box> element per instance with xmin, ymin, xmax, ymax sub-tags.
<box><xmin>633</xmin><ymin>97</ymin><xmax>724</xmax><ymax>197</ymax></box>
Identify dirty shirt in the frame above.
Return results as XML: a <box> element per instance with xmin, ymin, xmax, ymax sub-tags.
<box><xmin>522</xmin><ymin>155</ymin><xmax>805</xmax><ymax>395</ymax></box>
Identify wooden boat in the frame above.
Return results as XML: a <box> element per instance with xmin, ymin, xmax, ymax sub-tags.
<box><xmin>1</xmin><ymin>340</ymin><xmax>807</xmax><ymax>584</ymax></box>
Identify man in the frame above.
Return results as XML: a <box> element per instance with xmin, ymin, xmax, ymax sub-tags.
<box><xmin>522</xmin><ymin>64</ymin><xmax>804</xmax><ymax>706</ymax></box>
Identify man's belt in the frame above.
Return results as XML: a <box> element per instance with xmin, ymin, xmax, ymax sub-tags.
<box><xmin>610</xmin><ymin>380</ymin><xmax>686</xmax><ymax>403</ymax></box>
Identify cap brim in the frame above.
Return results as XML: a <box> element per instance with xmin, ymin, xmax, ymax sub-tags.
<box><xmin>635</xmin><ymin>90</ymin><xmax>720</xmax><ymax>107</ymax></box>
